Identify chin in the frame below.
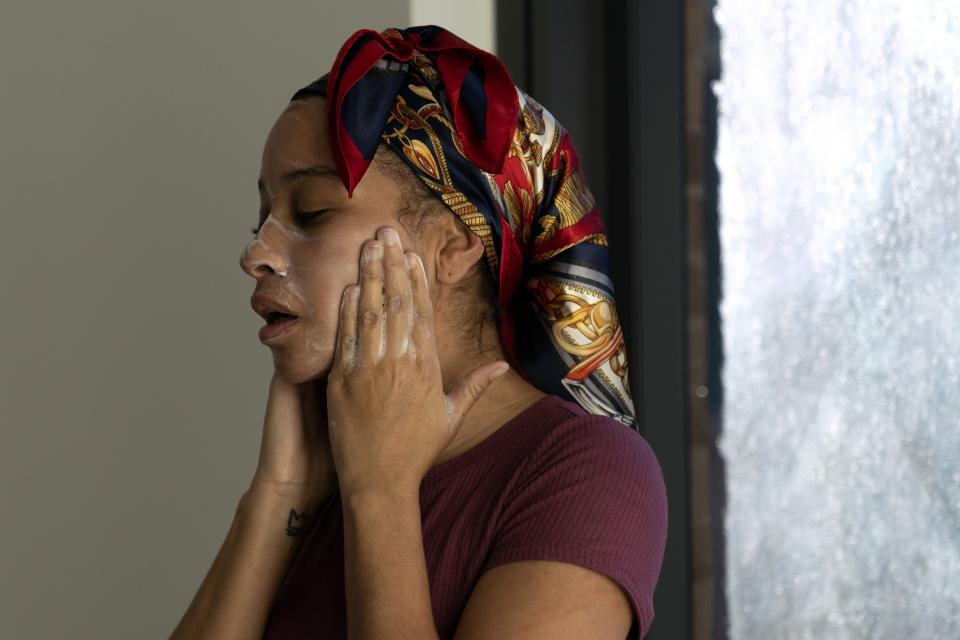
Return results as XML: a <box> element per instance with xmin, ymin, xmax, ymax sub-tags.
<box><xmin>271</xmin><ymin>352</ymin><xmax>334</xmax><ymax>385</ymax></box>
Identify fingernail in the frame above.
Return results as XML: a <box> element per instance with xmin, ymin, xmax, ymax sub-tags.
<box><xmin>363</xmin><ymin>241</ymin><xmax>382</xmax><ymax>259</ymax></box>
<box><xmin>380</xmin><ymin>227</ymin><xmax>400</xmax><ymax>245</ymax></box>
<box><xmin>490</xmin><ymin>363</ymin><xmax>510</xmax><ymax>381</ymax></box>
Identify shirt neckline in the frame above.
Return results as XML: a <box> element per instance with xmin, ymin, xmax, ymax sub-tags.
<box><xmin>420</xmin><ymin>394</ymin><xmax>556</xmax><ymax>490</ymax></box>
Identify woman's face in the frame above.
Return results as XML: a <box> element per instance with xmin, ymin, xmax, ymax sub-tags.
<box><xmin>239</xmin><ymin>96</ymin><xmax>414</xmax><ymax>383</ymax></box>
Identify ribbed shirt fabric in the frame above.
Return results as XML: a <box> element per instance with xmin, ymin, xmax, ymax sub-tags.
<box><xmin>262</xmin><ymin>393</ymin><xmax>669</xmax><ymax>639</ymax></box>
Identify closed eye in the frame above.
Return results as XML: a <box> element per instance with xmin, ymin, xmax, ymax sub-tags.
<box><xmin>250</xmin><ymin>210</ymin><xmax>329</xmax><ymax>235</ymax></box>
<box><xmin>293</xmin><ymin>209</ymin><xmax>329</xmax><ymax>223</ymax></box>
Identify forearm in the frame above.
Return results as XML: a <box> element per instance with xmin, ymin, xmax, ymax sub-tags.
<box><xmin>169</xmin><ymin>485</ymin><xmax>317</xmax><ymax>640</ymax></box>
<box><xmin>341</xmin><ymin>488</ymin><xmax>440</xmax><ymax>640</ymax></box>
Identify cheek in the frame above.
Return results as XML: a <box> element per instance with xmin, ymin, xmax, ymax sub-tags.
<box><xmin>301</xmin><ymin>254</ymin><xmax>359</xmax><ymax>332</ymax></box>
<box><xmin>289</xmin><ymin>271</ymin><xmax>351</xmax><ymax>373</ymax></box>
<box><xmin>296</xmin><ymin>224</ymin><xmax>379</xmax><ymax>333</ymax></box>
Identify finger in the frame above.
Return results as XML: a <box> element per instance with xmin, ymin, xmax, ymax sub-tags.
<box><xmin>407</xmin><ymin>252</ymin><xmax>436</xmax><ymax>365</ymax></box>
<box><xmin>335</xmin><ymin>285</ymin><xmax>359</xmax><ymax>372</ymax></box>
<box><xmin>357</xmin><ymin>239</ymin><xmax>384</xmax><ymax>366</ymax></box>
<box><xmin>445</xmin><ymin>362</ymin><xmax>511</xmax><ymax>427</ymax></box>
<box><xmin>379</xmin><ymin>227</ymin><xmax>412</xmax><ymax>359</ymax></box>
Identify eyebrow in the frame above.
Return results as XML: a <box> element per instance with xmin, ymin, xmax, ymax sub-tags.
<box><xmin>257</xmin><ymin>165</ymin><xmax>341</xmax><ymax>192</ymax></box>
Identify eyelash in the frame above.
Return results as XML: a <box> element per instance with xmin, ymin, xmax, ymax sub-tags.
<box><xmin>250</xmin><ymin>210</ymin><xmax>329</xmax><ymax>235</ymax></box>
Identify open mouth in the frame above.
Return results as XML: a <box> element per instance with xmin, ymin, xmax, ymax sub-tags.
<box><xmin>266</xmin><ymin>311</ymin><xmax>299</xmax><ymax>324</ymax></box>
<box><xmin>259</xmin><ymin>312</ymin><xmax>301</xmax><ymax>344</ymax></box>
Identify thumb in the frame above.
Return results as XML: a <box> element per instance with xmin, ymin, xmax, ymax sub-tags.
<box><xmin>445</xmin><ymin>361</ymin><xmax>510</xmax><ymax>427</ymax></box>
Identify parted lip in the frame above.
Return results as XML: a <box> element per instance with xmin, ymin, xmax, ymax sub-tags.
<box><xmin>250</xmin><ymin>293</ymin><xmax>301</xmax><ymax>322</ymax></box>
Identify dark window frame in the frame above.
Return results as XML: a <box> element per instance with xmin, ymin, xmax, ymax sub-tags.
<box><xmin>496</xmin><ymin>2</ymin><xmax>694</xmax><ymax>638</ymax></box>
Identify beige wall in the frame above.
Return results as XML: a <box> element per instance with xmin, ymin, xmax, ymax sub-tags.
<box><xmin>0</xmin><ymin>2</ymin><xmax>492</xmax><ymax>638</ymax></box>
<box><xmin>411</xmin><ymin>0</ymin><xmax>496</xmax><ymax>52</ymax></box>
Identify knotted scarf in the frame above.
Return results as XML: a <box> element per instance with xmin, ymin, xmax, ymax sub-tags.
<box><xmin>291</xmin><ymin>25</ymin><xmax>636</xmax><ymax>427</ymax></box>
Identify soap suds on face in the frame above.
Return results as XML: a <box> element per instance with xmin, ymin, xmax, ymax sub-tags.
<box><xmin>244</xmin><ymin>215</ymin><xmax>310</xmax><ymax>245</ymax></box>
<box><xmin>258</xmin><ymin>215</ymin><xmax>309</xmax><ymax>242</ymax></box>
<box><xmin>242</xmin><ymin>215</ymin><xmax>311</xmax><ymax>279</ymax></box>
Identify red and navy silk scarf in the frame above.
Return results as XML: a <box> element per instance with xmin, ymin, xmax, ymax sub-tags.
<box><xmin>291</xmin><ymin>25</ymin><xmax>636</xmax><ymax>427</ymax></box>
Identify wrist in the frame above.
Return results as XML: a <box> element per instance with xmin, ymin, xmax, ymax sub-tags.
<box><xmin>240</xmin><ymin>483</ymin><xmax>323</xmax><ymax>538</ymax></box>
<box><xmin>247</xmin><ymin>473</ymin><xmax>336</xmax><ymax>512</ymax></box>
<box><xmin>339</xmin><ymin>480</ymin><xmax>421</xmax><ymax>510</ymax></box>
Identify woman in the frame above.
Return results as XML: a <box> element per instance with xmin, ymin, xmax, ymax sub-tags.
<box><xmin>171</xmin><ymin>25</ymin><xmax>667</xmax><ymax>640</ymax></box>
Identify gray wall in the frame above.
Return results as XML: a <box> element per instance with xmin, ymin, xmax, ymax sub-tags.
<box><xmin>0</xmin><ymin>2</ymin><xmax>480</xmax><ymax>638</ymax></box>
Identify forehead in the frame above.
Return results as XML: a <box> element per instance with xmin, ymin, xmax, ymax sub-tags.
<box><xmin>261</xmin><ymin>98</ymin><xmax>333</xmax><ymax>175</ymax></box>
<box><xmin>258</xmin><ymin>95</ymin><xmax>399</xmax><ymax>200</ymax></box>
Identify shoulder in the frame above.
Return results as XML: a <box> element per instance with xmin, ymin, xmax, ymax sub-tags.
<box><xmin>494</xmin><ymin>393</ymin><xmax>668</xmax><ymax>555</ymax></box>
<box><xmin>517</xmin><ymin>394</ymin><xmax>666</xmax><ymax>497</ymax></box>
<box><xmin>480</xmin><ymin>395</ymin><xmax>669</xmax><ymax>638</ymax></box>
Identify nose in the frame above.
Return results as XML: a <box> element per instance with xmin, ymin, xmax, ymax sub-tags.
<box><xmin>239</xmin><ymin>225</ymin><xmax>289</xmax><ymax>280</ymax></box>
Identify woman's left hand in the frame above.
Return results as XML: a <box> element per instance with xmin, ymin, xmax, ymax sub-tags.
<box><xmin>326</xmin><ymin>226</ymin><xmax>510</xmax><ymax>499</ymax></box>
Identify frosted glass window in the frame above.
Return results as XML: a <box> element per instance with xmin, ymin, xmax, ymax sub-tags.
<box><xmin>713</xmin><ymin>0</ymin><xmax>960</xmax><ymax>637</ymax></box>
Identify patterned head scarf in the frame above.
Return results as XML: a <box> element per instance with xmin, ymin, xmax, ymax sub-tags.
<box><xmin>291</xmin><ymin>25</ymin><xmax>636</xmax><ymax>428</ymax></box>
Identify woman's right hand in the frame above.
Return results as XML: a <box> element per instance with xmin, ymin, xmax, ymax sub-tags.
<box><xmin>248</xmin><ymin>372</ymin><xmax>338</xmax><ymax>510</ymax></box>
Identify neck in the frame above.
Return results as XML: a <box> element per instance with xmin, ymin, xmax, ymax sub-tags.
<box><xmin>433</xmin><ymin>364</ymin><xmax>546</xmax><ymax>467</ymax></box>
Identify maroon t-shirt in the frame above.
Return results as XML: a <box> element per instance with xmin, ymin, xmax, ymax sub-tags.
<box><xmin>262</xmin><ymin>393</ymin><xmax>668</xmax><ymax>639</ymax></box>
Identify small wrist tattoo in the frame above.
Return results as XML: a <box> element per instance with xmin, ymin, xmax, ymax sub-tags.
<box><xmin>285</xmin><ymin>508</ymin><xmax>312</xmax><ymax>537</ymax></box>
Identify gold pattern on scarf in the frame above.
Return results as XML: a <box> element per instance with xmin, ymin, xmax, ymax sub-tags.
<box><xmin>508</xmin><ymin>125</ymin><xmax>541</xmax><ymax>202</ymax></box>
<box><xmin>408</xmin><ymin>82</ymin><xmax>437</xmax><ymax>104</ymax></box>
<box><xmin>411</xmin><ymin>52</ymin><xmax>440</xmax><ymax>85</ymax></box>
<box><xmin>503</xmin><ymin>181</ymin><xmax>533</xmax><ymax>246</ymax></box>
<box><xmin>543</xmin><ymin>124</ymin><xmax>562</xmax><ymax>174</ymax></box>
<box><xmin>529</xmin><ymin>277</ymin><xmax>629</xmax><ymax>385</ymax></box>
<box><xmin>402</xmin><ymin>138</ymin><xmax>440</xmax><ymax>180</ymax></box>
<box><xmin>506</xmin><ymin>93</ymin><xmax>564</xmax><ymax>250</ymax></box>
<box><xmin>535</xmin><ymin>215</ymin><xmax>557</xmax><ymax>244</ymax></box>
<box><xmin>553</xmin><ymin>158</ymin><xmax>594</xmax><ymax>228</ymax></box>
